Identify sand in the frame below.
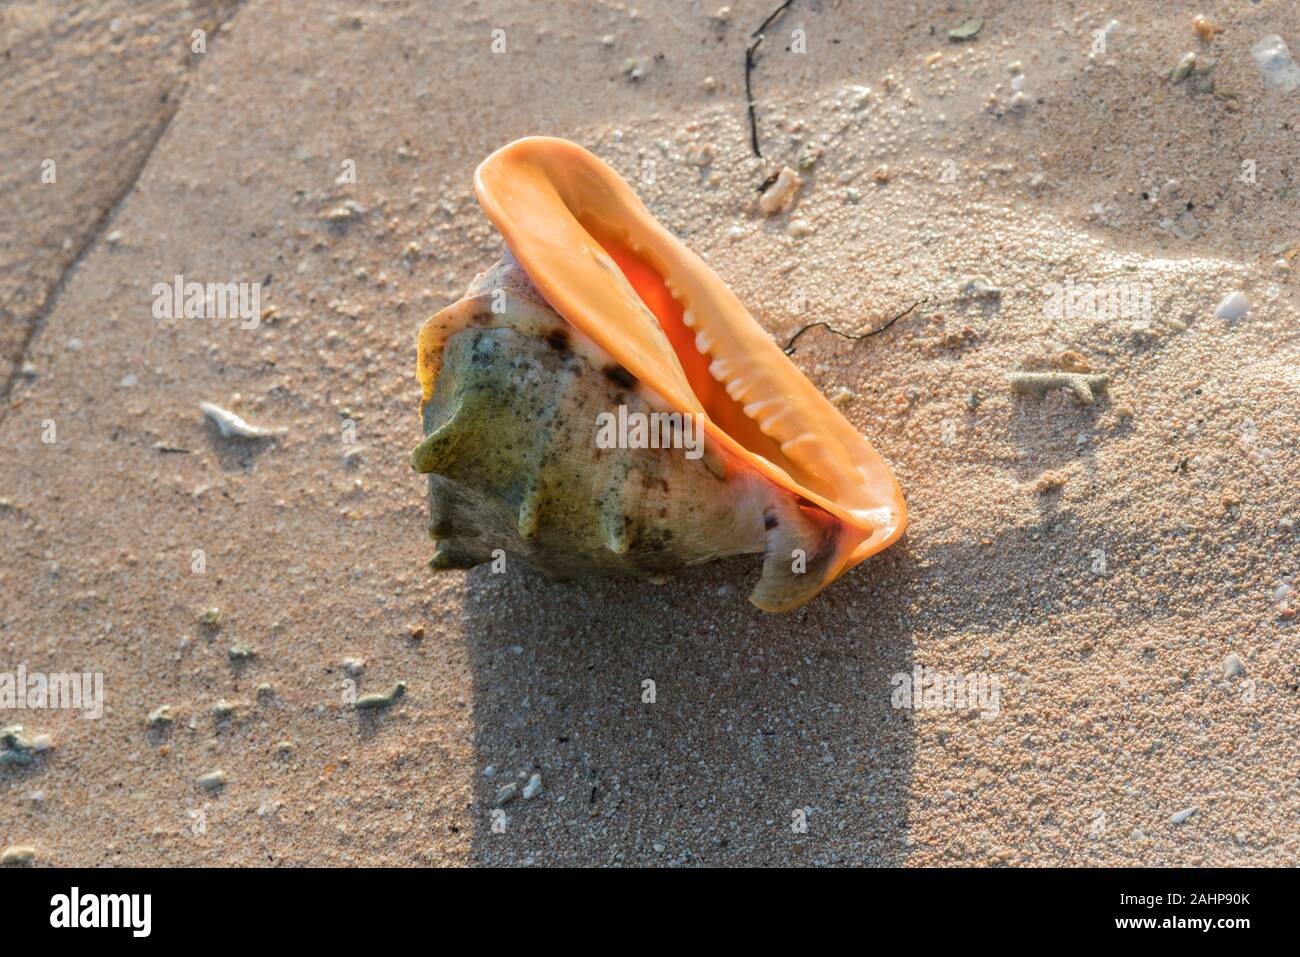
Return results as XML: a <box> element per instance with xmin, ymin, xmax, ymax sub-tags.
<box><xmin>1</xmin><ymin>0</ymin><xmax>1296</xmax><ymax>866</ymax></box>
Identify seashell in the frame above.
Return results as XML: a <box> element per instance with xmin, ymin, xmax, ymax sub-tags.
<box><xmin>411</xmin><ymin>137</ymin><xmax>906</xmax><ymax>611</ymax></box>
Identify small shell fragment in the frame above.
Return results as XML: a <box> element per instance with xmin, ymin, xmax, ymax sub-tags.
<box><xmin>759</xmin><ymin>167</ymin><xmax>802</xmax><ymax>215</ymax></box>
<box><xmin>200</xmin><ymin>402</ymin><xmax>284</xmax><ymax>439</ymax></box>
<box><xmin>495</xmin><ymin>782</ymin><xmax>519</xmax><ymax>805</ymax></box>
<box><xmin>0</xmin><ymin>846</ymin><xmax>36</xmax><ymax>866</ymax></box>
<box><xmin>1213</xmin><ymin>291</ymin><xmax>1249</xmax><ymax>320</ymax></box>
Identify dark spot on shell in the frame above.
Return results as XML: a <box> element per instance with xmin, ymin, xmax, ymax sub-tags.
<box><xmin>764</xmin><ymin>514</ymin><xmax>779</xmax><ymax>530</ymax></box>
<box><xmin>604</xmin><ymin>365</ymin><xmax>636</xmax><ymax>389</ymax></box>
<box><xmin>545</xmin><ymin>329</ymin><xmax>570</xmax><ymax>352</ymax></box>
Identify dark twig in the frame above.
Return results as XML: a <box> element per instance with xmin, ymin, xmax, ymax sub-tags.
<box><xmin>751</xmin><ymin>0</ymin><xmax>796</xmax><ymax>38</ymax></box>
<box><xmin>782</xmin><ymin>299</ymin><xmax>926</xmax><ymax>355</ymax></box>
<box><xmin>745</xmin><ymin>40</ymin><xmax>764</xmax><ymax>157</ymax></box>
<box><xmin>745</xmin><ymin>0</ymin><xmax>797</xmax><ymax>158</ymax></box>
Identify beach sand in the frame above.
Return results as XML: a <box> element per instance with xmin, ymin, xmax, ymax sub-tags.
<box><xmin>1</xmin><ymin>0</ymin><xmax>1296</xmax><ymax>866</ymax></box>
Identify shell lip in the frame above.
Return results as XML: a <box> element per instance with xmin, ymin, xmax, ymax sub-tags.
<box><xmin>470</xmin><ymin>135</ymin><xmax>907</xmax><ymax>571</ymax></box>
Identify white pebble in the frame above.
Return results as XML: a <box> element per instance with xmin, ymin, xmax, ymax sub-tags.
<box><xmin>1251</xmin><ymin>35</ymin><xmax>1300</xmax><ymax>92</ymax></box>
<box><xmin>522</xmin><ymin>773</ymin><xmax>543</xmax><ymax>800</ymax></box>
<box><xmin>1170</xmin><ymin>806</ymin><xmax>1197</xmax><ymax>824</ymax></box>
<box><xmin>1213</xmin><ymin>291</ymin><xmax>1249</xmax><ymax>320</ymax></box>
<box><xmin>1222</xmin><ymin>654</ymin><xmax>1245</xmax><ymax>679</ymax></box>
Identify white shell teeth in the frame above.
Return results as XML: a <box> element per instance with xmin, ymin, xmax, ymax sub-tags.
<box><xmin>743</xmin><ymin>397</ymin><xmax>783</xmax><ymax>420</ymax></box>
<box><xmin>694</xmin><ymin>330</ymin><xmax>713</xmax><ymax>354</ymax></box>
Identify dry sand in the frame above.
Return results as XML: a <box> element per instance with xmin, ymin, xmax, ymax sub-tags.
<box><xmin>1</xmin><ymin>0</ymin><xmax>1296</xmax><ymax>866</ymax></box>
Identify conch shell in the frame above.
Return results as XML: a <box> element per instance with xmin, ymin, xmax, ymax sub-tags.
<box><xmin>411</xmin><ymin>137</ymin><xmax>906</xmax><ymax>610</ymax></box>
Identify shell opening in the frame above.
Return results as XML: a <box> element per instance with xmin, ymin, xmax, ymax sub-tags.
<box><xmin>578</xmin><ymin>214</ymin><xmax>796</xmax><ymax>473</ymax></box>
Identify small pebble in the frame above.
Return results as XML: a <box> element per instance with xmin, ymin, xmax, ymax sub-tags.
<box><xmin>495</xmin><ymin>782</ymin><xmax>519</xmax><ymax>805</ymax></box>
<box><xmin>1213</xmin><ymin>291</ymin><xmax>1249</xmax><ymax>320</ymax></box>
<box><xmin>622</xmin><ymin>57</ymin><xmax>648</xmax><ymax>81</ymax></box>
<box><xmin>1055</xmin><ymin>350</ymin><xmax>1091</xmax><ymax>373</ymax></box>
<box><xmin>196</xmin><ymin>770</ymin><xmax>226</xmax><ymax>792</ymax></box>
<box><xmin>1192</xmin><ymin>16</ymin><xmax>1222</xmax><ymax>42</ymax></box>
<box><xmin>0</xmin><ymin>845</ymin><xmax>36</xmax><ymax>866</ymax></box>
<box><xmin>1171</xmin><ymin>51</ymin><xmax>1197</xmax><ymax>84</ymax></box>
<box><xmin>1251</xmin><ymin>35</ymin><xmax>1300</xmax><ymax>92</ymax></box>
<box><xmin>1222</xmin><ymin>654</ymin><xmax>1245</xmax><ymax>679</ymax></box>
<box><xmin>1034</xmin><ymin>470</ymin><xmax>1067</xmax><ymax>493</ymax></box>
<box><xmin>797</xmin><ymin>143</ymin><xmax>823</xmax><ymax>170</ymax></box>
<box><xmin>1170</xmin><ymin>806</ymin><xmax>1197</xmax><ymax>824</ymax></box>
<box><xmin>962</xmin><ymin>276</ymin><xmax>1001</xmax><ymax>298</ymax></box>
<box><xmin>947</xmin><ymin>17</ymin><xmax>982</xmax><ymax>42</ymax></box>
<box><xmin>146</xmin><ymin>705</ymin><xmax>173</xmax><ymax>728</ymax></box>
<box><xmin>523</xmin><ymin>773</ymin><xmax>543</xmax><ymax>800</ymax></box>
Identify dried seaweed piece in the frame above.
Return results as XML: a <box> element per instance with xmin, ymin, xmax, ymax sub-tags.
<box><xmin>782</xmin><ymin>300</ymin><xmax>924</xmax><ymax>355</ymax></box>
